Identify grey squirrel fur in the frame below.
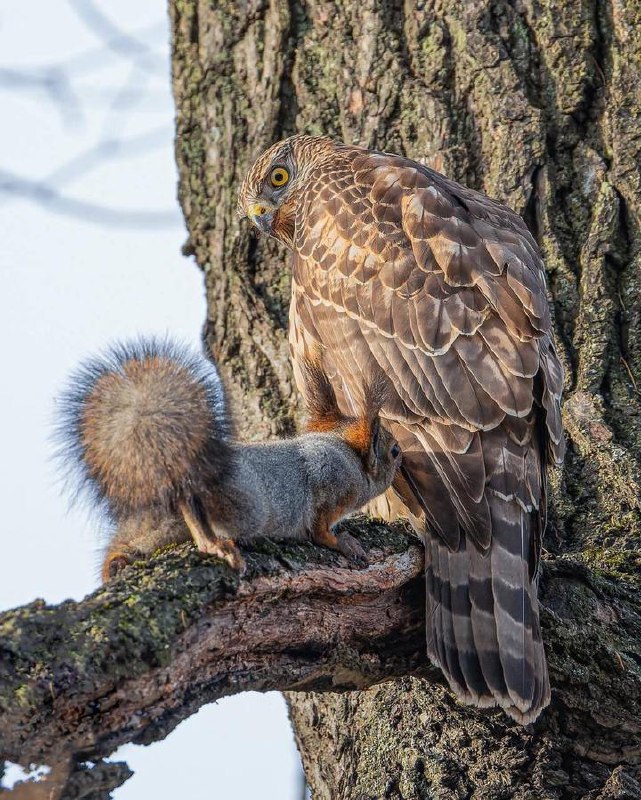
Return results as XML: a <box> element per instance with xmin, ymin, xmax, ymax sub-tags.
<box><xmin>56</xmin><ymin>337</ymin><xmax>402</xmax><ymax>581</ymax></box>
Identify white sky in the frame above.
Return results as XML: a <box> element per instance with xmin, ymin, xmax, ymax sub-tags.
<box><xmin>0</xmin><ymin>1</ymin><xmax>302</xmax><ymax>796</ymax></box>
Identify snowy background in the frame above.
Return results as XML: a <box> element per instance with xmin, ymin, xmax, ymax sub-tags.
<box><xmin>0</xmin><ymin>1</ymin><xmax>302</xmax><ymax>796</ymax></box>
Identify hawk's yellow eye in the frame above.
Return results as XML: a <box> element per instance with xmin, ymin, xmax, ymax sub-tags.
<box><xmin>270</xmin><ymin>166</ymin><xmax>289</xmax><ymax>187</ymax></box>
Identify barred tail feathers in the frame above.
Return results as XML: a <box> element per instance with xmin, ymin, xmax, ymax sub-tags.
<box><xmin>425</xmin><ymin>497</ymin><xmax>549</xmax><ymax>724</ymax></box>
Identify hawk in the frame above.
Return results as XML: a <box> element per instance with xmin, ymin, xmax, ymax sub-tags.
<box><xmin>238</xmin><ymin>135</ymin><xmax>564</xmax><ymax>724</ymax></box>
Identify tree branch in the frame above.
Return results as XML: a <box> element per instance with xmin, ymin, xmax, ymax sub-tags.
<box><xmin>0</xmin><ymin>519</ymin><xmax>427</xmax><ymax>767</ymax></box>
<box><xmin>1</xmin><ymin>514</ymin><xmax>640</xmax><ymax>794</ymax></box>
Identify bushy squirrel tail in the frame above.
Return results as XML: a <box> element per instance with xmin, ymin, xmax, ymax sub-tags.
<box><xmin>56</xmin><ymin>337</ymin><xmax>232</xmax><ymax>518</ymax></box>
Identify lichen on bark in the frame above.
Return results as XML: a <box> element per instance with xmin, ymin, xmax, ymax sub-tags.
<box><xmin>0</xmin><ymin>523</ymin><xmax>426</xmax><ymax>770</ymax></box>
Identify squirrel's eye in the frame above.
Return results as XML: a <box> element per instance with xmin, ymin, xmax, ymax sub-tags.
<box><xmin>390</xmin><ymin>442</ymin><xmax>400</xmax><ymax>459</ymax></box>
<box><xmin>270</xmin><ymin>166</ymin><xmax>290</xmax><ymax>187</ymax></box>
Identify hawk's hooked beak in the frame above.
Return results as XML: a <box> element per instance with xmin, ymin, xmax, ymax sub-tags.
<box><xmin>245</xmin><ymin>201</ymin><xmax>275</xmax><ymax>235</ymax></box>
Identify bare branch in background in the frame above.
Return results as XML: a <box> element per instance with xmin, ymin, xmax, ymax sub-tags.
<box><xmin>43</xmin><ymin>125</ymin><xmax>172</xmax><ymax>188</ymax></box>
<box><xmin>0</xmin><ymin>169</ymin><xmax>180</xmax><ymax>228</ymax></box>
<box><xmin>67</xmin><ymin>0</ymin><xmax>166</xmax><ymax>73</ymax></box>
<box><xmin>0</xmin><ymin>66</ymin><xmax>84</xmax><ymax>126</ymax></box>
<box><xmin>0</xmin><ymin>1</ymin><xmax>177</xmax><ymax>228</ymax></box>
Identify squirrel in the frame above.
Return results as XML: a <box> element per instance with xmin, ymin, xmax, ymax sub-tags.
<box><xmin>56</xmin><ymin>337</ymin><xmax>402</xmax><ymax>582</ymax></box>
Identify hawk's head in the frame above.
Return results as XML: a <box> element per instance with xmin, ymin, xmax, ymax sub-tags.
<box><xmin>237</xmin><ymin>134</ymin><xmax>334</xmax><ymax>248</ymax></box>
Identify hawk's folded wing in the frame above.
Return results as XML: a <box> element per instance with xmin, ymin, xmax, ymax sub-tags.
<box><xmin>290</xmin><ymin>148</ymin><xmax>564</xmax><ymax>722</ymax></box>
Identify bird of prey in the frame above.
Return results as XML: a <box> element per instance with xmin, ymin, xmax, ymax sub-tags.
<box><xmin>238</xmin><ymin>134</ymin><xmax>564</xmax><ymax>724</ymax></box>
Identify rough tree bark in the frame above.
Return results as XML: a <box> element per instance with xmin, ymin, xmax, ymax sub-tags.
<box><xmin>0</xmin><ymin>524</ymin><xmax>425</xmax><ymax>793</ymax></box>
<box><xmin>170</xmin><ymin>0</ymin><xmax>641</xmax><ymax>797</ymax></box>
<box><xmin>1</xmin><ymin>1</ymin><xmax>640</xmax><ymax>798</ymax></box>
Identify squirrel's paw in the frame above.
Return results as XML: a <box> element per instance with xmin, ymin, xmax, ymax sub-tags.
<box><xmin>102</xmin><ymin>552</ymin><xmax>133</xmax><ymax>583</ymax></box>
<box><xmin>197</xmin><ymin>537</ymin><xmax>246</xmax><ymax>574</ymax></box>
<box><xmin>336</xmin><ymin>531</ymin><xmax>369</xmax><ymax>568</ymax></box>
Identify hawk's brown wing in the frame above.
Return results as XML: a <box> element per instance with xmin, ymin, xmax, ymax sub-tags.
<box><xmin>290</xmin><ymin>146</ymin><xmax>564</xmax><ymax>722</ymax></box>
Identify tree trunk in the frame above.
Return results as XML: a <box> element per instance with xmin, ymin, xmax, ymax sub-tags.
<box><xmin>170</xmin><ymin>0</ymin><xmax>641</xmax><ymax>797</ymax></box>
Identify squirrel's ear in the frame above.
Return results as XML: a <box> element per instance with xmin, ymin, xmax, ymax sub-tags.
<box><xmin>363</xmin><ymin>373</ymin><xmax>389</xmax><ymax>423</ymax></box>
<box><xmin>366</xmin><ymin>416</ymin><xmax>381</xmax><ymax>472</ymax></box>
<box><xmin>340</xmin><ymin>373</ymin><xmax>388</xmax><ymax>466</ymax></box>
<box><xmin>363</xmin><ymin>373</ymin><xmax>387</xmax><ymax>472</ymax></box>
<box><xmin>303</xmin><ymin>358</ymin><xmax>343</xmax><ymax>432</ymax></box>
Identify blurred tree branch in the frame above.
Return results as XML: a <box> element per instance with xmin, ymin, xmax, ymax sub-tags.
<box><xmin>0</xmin><ymin>0</ymin><xmax>180</xmax><ymax>228</ymax></box>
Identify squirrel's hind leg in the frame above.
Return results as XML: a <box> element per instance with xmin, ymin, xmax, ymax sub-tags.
<box><xmin>101</xmin><ymin>511</ymin><xmax>189</xmax><ymax>583</ymax></box>
<box><xmin>179</xmin><ymin>498</ymin><xmax>245</xmax><ymax>573</ymax></box>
